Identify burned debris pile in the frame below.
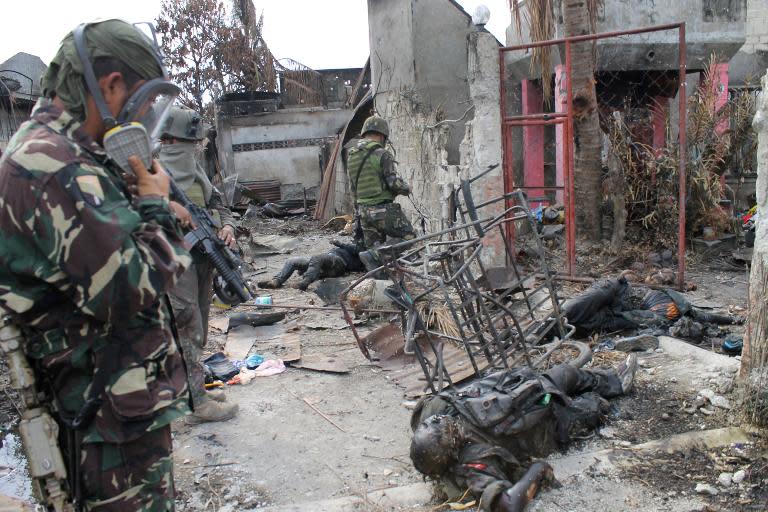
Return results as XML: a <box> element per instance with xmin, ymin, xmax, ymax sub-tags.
<box><xmin>341</xmin><ymin>167</ymin><xmax>588</xmax><ymax>396</ymax></box>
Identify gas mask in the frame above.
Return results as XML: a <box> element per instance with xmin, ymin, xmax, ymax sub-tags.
<box><xmin>72</xmin><ymin>23</ymin><xmax>180</xmax><ymax>173</ymax></box>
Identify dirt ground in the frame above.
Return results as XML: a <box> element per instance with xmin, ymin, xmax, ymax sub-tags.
<box><xmin>0</xmin><ymin>214</ymin><xmax>765</xmax><ymax>511</ymax></box>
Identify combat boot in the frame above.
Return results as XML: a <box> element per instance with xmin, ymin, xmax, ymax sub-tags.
<box><xmin>257</xmin><ymin>279</ymin><xmax>282</xmax><ymax>289</ymax></box>
<box><xmin>206</xmin><ymin>389</ymin><xmax>227</xmax><ymax>402</ymax></box>
<box><xmin>617</xmin><ymin>354</ymin><xmax>638</xmax><ymax>394</ymax></box>
<box><xmin>186</xmin><ymin>400</ymin><xmax>239</xmax><ymax>425</ymax></box>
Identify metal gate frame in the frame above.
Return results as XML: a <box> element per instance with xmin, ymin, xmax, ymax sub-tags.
<box><xmin>499</xmin><ymin>23</ymin><xmax>688</xmax><ymax>289</ymax></box>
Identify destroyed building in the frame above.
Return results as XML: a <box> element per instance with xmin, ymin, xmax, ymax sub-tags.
<box><xmin>214</xmin><ymin>66</ymin><xmax>370</xmax><ymax>205</ymax></box>
<box><xmin>333</xmin><ymin>0</ymin><xmax>764</xmax><ymax>270</ymax></box>
<box><xmin>0</xmin><ymin>52</ymin><xmax>45</xmax><ymax>152</ymax></box>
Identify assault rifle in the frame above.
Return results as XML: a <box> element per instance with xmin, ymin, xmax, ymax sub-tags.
<box><xmin>0</xmin><ymin>319</ymin><xmax>75</xmax><ymax>511</ymax></box>
<box><xmin>169</xmin><ymin>180</ymin><xmax>252</xmax><ymax>305</ymax></box>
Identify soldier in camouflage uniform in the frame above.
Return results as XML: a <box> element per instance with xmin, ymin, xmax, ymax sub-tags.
<box><xmin>0</xmin><ymin>20</ymin><xmax>191</xmax><ymax>511</ymax></box>
<box><xmin>258</xmin><ymin>239</ymin><xmax>365</xmax><ymax>291</ymax></box>
<box><xmin>343</xmin><ymin>116</ymin><xmax>416</xmax><ymax>252</ymax></box>
<box><xmin>159</xmin><ymin>106</ymin><xmax>239</xmax><ymax>424</ymax></box>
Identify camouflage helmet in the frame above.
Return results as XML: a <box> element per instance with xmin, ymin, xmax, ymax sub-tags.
<box><xmin>409</xmin><ymin>415</ymin><xmax>465</xmax><ymax>478</ymax></box>
<box><xmin>161</xmin><ymin>105</ymin><xmax>208</xmax><ymax>141</ymax></box>
<box><xmin>361</xmin><ymin>115</ymin><xmax>389</xmax><ymax>138</ymax></box>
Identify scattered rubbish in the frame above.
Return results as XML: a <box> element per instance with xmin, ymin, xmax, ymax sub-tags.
<box><xmin>718</xmin><ymin>472</ymin><xmax>733</xmax><ymax>487</ymax></box>
<box><xmin>252</xmin><ymin>332</ymin><xmax>301</xmax><ymax>363</ymax></box>
<box><xmin>346</xmin><ymin>279</ymin><xmax>395</xmax><ymax>315</ymax></box>
<box><xmin>291</xmin><ymin>355</ymin><xmax>350</xmax><ymax>374</ymax></box>
<box><xmin>203</xmin><ymin>352</ymin><xmax>240</xmax><ymax>382</ymax></box>
<box><xmin>595</xmin><ymin>339</ymin><xmax>616</xmax><ymax>352</ymax></box>
<box><xmin>204</xmin><ymin>382</ymin><xmax>224</xmax><ymax>389</ymax></box>
<box><xmin>363</xmin><ymin>435</ymin><xmax>381</xmax><ymax>442</ymax></box>
<box><xmin>246</xmin><ymin>354</ymin><xmax>265</xmax><ymax>369</ymax></box>
<box><xmin>722</xmin><ymin>336</ymin><xmax>743</xmax><ymax>356</ymax></box>
<box><xmin>253</xmin><ymin>296</ymin><xmax>273</xmax><ymax>306</ymax></box>
<box><xmin>225</xmin><ymin>325</ymin><xmax>260</xmax><ymax>360</ymax></box>
<box><xmin>245</xmin><ymin>234</ymin><xmax>301</xmax><ymax>257</ymax></box>
<box><xmin>313</xmin><ymin>277</ymin><xmax>353</xmax><ymax>305</ymax></box>
<box><xmin>228</xmin><ymin>311</ymin><xmax>285</xmax><ymax>329</ymax></box>
<box><xmin>732</xmin><ymin>469</ymin><xmax>746</xmax><ymax>484</ymax></box>
<box><xmin>695</xmin><ymin>483</ymin><xmax>719</xmax><ymax>496</ymax></box>
<box><xmin>448</xmin><ymin>500</ymin><xmax>477</xmax><ymax>511</ymax></box>
<box><xmin>228</xmin><ymin>359</ymin><xmax>286</xmax><ymax>384</ymax></box>
<box><xmin>614</xmin><ymin>335</ymin><xmax>659</xmax><ymax>352</ymax></box>
<box><xmin>288</xmin><ymin>390</ymin><xmax>347</xmax><ymax>432</ymax></box>
<box><xmin>209</xmin><ymin>316</ymin><xmax>230</xmax><ymax>333</ymax></box>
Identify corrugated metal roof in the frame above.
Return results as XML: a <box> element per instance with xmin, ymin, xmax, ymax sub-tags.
<box><xmin>0</xmin><ymin>52</ymin><xmax>47</xmax><ymax>100</ymax></box>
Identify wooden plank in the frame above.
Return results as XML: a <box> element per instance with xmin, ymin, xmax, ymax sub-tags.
<box><xmin>254</xmin><ymin>332</ymin><xmax>301</xmax><ymax>362</ymax></box>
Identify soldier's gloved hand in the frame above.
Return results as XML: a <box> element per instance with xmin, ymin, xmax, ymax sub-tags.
<box><xmin>130</xmin><ymin>156</ymin><xmax>170</xmax><ymax>199</ymax></box>
<box><xmin>169</xmin><ymin>201</ymin><xmax>196</xmax><ymax>229</ymax></box>
<box><xmin>219</xmin><ymin>225</ymin><xmax>237</xmax><ymax>249</ymax></box>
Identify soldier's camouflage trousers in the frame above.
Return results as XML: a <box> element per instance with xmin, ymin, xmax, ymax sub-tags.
<box><xmin>274</xmin><ymin>254</ymin><xmax>347</xmax><ymax>290</ymax></box>
<box><xmin>82</xmin><ymin>426</ymin><xmax>175</xmax><ymax>511</ymax></box>
<box><xmin>358</xmin><ymin>202</ymin><xmax>416</xmax><ymax>249</ymax></box>
<box><xmin>169</xmin><ymin>259</ymin><xmax>214</xmax><ymax>407</ymax></box>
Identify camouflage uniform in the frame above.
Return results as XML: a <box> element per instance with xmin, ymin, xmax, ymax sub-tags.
<box><xmin>160</xmin><ymin>140</ymin><xmax>235</xmax><ymax>408</ymax></box>
<box><xmin>0</xmin><ymin>99</ymin><xmax>191</xmax><ymax>510</ymax></box>
<box><xmin>266</xmin><ymin>240</ymin><xmax>364</xmax><ymax>290</ymax></box>
<box><xmin>343</xmin><ymin>123</ymin><xmax>415</xmax><ymax>249</ymax></box>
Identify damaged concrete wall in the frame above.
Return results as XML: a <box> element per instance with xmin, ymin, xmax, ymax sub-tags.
<box><xmin>460</xmin><ymin>31</ymin><xmax>505</xmax><ymax>266</ymax></box>
<box><xmin>217</xmin><ymin>107</ymin><xmax>352</xmax><ymax>199</ymax></box>
<box><xmin>367</xmin><ymin>0</ymin><xmax>473</xmax><ymax>234</ymax></box>
<box><xmin>730</xmin><ymin>0</ymin><xmax>768</xmax><ymax>85</ymax></box>
<box><xmin>364</xmin><ymin>0</ymin><xmax>504</xmax><ymax>267</ymax></box>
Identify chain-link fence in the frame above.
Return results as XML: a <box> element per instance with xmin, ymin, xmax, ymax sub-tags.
<box><xmin>500</xmin><ymin>24</ymin><xmax>689</xmax><ymax>285</ymax></box>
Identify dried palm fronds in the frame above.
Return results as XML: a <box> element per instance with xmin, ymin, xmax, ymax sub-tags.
<box><xmin>604</xmin><ymin>53</ymin><xmax>755</xmax><ymax>247</ymax></box>
<box><xmin>415</xmin><ymin>300</ymin><xmax>460</xmax><ymax>340</ymax></box>
<box><xmin>509</xmin><ymin>0</ymin><xmax>604</xmax><ymax>101</ymax></box>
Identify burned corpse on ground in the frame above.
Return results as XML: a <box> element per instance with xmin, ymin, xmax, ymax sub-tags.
<box><xmin>258</xmin><ymin>239</ymin><xmax>365</xmax><ymax>291</ymax></box>
<box><xmin>409</xmin><ymin>357</ymin><xmax>637</xmax><ymax>512</ymax></box>
<box><xmin>562</xmin><ymin>274</ymin><xmax>740</xmax><ymax>337</ymax></box>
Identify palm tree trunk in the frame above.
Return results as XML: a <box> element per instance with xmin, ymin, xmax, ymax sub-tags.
<box><xmin>741</xmin><ymin>72</ymin><xmax>768</xmax><ymax>428</ymax></box>
<box><xmin>562</xmin><ymin>0</ymin><xmax>603</xmax><ymax>241</ymax></box>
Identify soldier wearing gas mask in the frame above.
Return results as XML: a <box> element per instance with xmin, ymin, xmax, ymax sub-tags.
<box><xmin>159</xmin><ymin>106</ymin><xmax>239</xmax><ymax>424</ymax></box>
<box><xmin>409</xmin><ymin>357</ymin><xmax>638</xmax><ymax>512</ymax></box>
<box><xmin>0</xmin><ymin>20</ymin><xmax>192</xmax><ymax>510</ymax></box>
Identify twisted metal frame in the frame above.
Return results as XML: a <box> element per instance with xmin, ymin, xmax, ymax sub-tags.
<box><xmin>341</xmin><ymin>171</ymin><xmax>576</xmax><ymax>394</ymax></box>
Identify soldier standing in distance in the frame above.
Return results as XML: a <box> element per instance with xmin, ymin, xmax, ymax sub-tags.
<box><xmin>158</xmin><ymin>106</ymin><xmax>239</xmax><ymax>424</ymax></box>
<box><xmin>343</xmin><ymin>115</ymin><xmax>416</xmax><ymax>264</ymax></box>
<box><xmin>0</xmin><ymin>20</ymin><xmax>191</xmax><ymax>510</ymax></box>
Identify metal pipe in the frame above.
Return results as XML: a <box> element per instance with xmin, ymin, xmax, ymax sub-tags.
<box><xmin>500</xmin><ymin>23</ymin><xmax>684</xmax><ymax>52</ymax></box>
<box><xmin>677</xmin><ymin>23</ymin><xmax>687</xmax><ymax>290</ymax></box>
<box><xmin>241</xmin><ymin>303</ymin><xmax>400</xmax><ymax>314</ymax></box>
<box><xmin>565</xmin><ymin>40</ymin><xmax>577</xmax><ymax>277</ymax></box>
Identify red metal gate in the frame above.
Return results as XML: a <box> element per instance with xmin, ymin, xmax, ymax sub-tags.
<box><xmin>499</xmin><ymin>23</ymin><xmax>688</xmax><ymax>288</ymax></box>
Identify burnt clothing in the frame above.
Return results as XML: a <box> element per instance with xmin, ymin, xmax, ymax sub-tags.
<box><xmin>563</xmin><ymin>278</ymin><xmax>738</xmax><ymax>336</ymax></box>
<box><xmin>272</xmin><ymin>242</ymin><xmax>363</xmax><ymax>290</ymax></box>
<box><xmin>411</xmin><ymin>364</ymin><xmax>623</xmax><ymax>511</ymax></box>
<box><xmin>561</xmin><ymin>277</ymin><xmax>638</xmax><ymax>335</ymax></box>
<box><xmin>640</xmin><ymin>289</ymin><xmax>736</xmax><ymax>325</ymax></box>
